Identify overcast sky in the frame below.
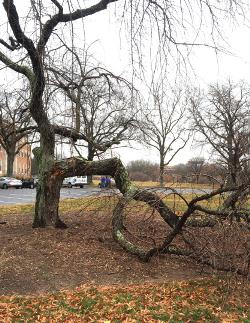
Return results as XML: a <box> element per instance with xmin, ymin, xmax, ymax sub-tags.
<box><xmin>80</xmin><ymin>8</ymin><xmax>250</xmax><ymax>165</ymax></box>
<box><xmin>1</xmin><ymin>2</ymin><xmax>250</xmax><ymax>165</ymax></box>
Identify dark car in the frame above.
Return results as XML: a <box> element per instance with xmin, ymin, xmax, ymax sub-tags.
<box><xmin>22</xmin><ymin>178</ymin><xmax>36</xmax><ymax>189</ymax></box>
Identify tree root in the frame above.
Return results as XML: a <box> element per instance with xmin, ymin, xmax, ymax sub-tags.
<box><xmin>55</xmin><ymin>218</ymin><xmax>68</xmax><ymax>229</ymax></box>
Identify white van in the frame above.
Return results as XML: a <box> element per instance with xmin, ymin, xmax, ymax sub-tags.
<box><xmin>62</xmin><ymin>176</ymin><xmax>87</xmax><ymax>188</ymax></box>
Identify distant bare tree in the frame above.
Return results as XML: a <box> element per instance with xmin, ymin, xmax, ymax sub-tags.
<box><xmin>77</xmin><ymin>80</ymin><xmax>136</xmax><ymax>160</ymax></box>
<box><xmin>48</xmin><ymin>47</ymin><xmax>137</xmax><ymax>162</ymax></box>
<box><xmin>139</xmin><ymin>86</ymin><xmax>189</xmax><ymax>186</ymax></box>
<box><xmin>187</xmin><ymin>157</ymin><xmax>205</xmax><ymax>184</ymax></box>
<box><xmin>191</xmin><ymin>80</ymin><xmax>250</xmax><ymax>208</ymax></box>
<box><xmin>0</xmin><ymin>88</ymin><xmax>35</xmax><ymax>177</ymax></box>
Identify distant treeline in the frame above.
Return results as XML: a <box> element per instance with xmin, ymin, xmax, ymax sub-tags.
<box><xmin>126</xmin><ymin>158</ymin><xmax>227</xmax><ymax>184</ymax></box>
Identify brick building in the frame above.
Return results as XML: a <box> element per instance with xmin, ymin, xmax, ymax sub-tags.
<box><xmin>0</xmin><ymin>138</ymin><xmax>31</xmax><ymax>178</ymax></box>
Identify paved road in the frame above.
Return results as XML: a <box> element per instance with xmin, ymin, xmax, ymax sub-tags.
<box><xmin>0</xmin><ymin>186</ymin><xmax>212</xmax><ymax>205</ymax></box>
<box><xmin>0</xmin><ymin>186</ymin><xmax>105</xmax><ymax>205</ymax></box>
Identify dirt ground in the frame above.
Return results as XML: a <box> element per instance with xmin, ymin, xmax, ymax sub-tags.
<box><xmin>0</xmin><ymin>208</ymin><xmax>214</xmax><ymax>296</ymax></box>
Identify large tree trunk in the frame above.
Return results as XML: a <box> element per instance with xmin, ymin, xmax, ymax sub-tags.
<box><xmin>6</xmin><ymin>147</ymin><xmax>15</xmax><ymax>177</ymax></box>
<box><xmin>33</xmin><ymin>171</ymin><xmax>64</xmax><ymax>228</ymax></box>
<box><xmin>159</xmin><ymin>155</ymin><xmax>165</xmax><ymax>187</ymax></box>
<box><xmin>227</xmin><ymin>163</ymin><xmax>237</xmax><ymax>187</ymax></box>
<box><xmin>87</xmin><ymin>144</ymin><xmax>95</xmax><ymax>184</ymax></box>
<box><xmin>75</xmin><ymin>101</ymin><xmax>81</xmax><ymax>133</ymax></box>
<box><xmin>32</xmin><ymin>137</ymin><xmax>66</xmax><ymax>228</ymax></box>
<box><xmin>223</xmin><ymin>160</ymin><xmax>241</xmax><ymax>210</ymax></box>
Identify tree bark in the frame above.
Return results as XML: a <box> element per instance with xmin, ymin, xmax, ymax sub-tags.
<box><xmin>159</xmin><ymin>155</ymin><xmax>165</xmax><ymax>187</ymax></box>
<box><xmin>6</xmin><ymin>146</ymin><xmax>15</xmax><ymax>177</ymax></box>
<box><xmin>87</xmin><ymin>144</ymin><xmax>95</xmax><ymax>184</ymax></box>
<box><xmin>33</xmin><ymin>171</ymin><xmax>64</xmax><ymax>228</ymax></box>
<box><xmin>32</xmin><ymin>142</ymin><xmax>66</xmax><ymax>228</ymax></box>
<box><xmin>223</xmin><ymin>160</ymin><xmax>242</xmax><ymax>211</ymax></box>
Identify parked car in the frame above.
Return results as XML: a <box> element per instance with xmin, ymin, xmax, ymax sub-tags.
<box><xmin>62</xmin><ymin>176</ymin><xmax>87</xmax><ymax>188</ymax></box>
<box><xmin>0</xmin><ymin>177</ymin><xmax>23</xmax><ymax>189</ymax></box>
<box><xmin>22</xmin><ymin>178</ymin><xmax>36</xmax><ymax>189</ymax></box>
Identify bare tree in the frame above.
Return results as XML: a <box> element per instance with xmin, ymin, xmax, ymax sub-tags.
<box><xmin>190</xmin><ymin>80</ymin><xmax>250</xmax><ymax>207</ymax></box>
<box><xmin>0</xmin><ymin>0</ymin><xmax>123</xmax><ymax>228</ymax></box>
<box><xmin>77</xmin><ymin>80</ymin><xmax>136</xmax><ymax>160</ymax></box>
<box><xmin>0</xmin><ymin>88</ymin><xmax>35</xmax><ymax>177</ymax></box>
<box><xmin>187</xmin><ymin>157</ymin><xmax>205</xmax><ymax>184</ymax></box>
<box><xmin>48</xmin><ymin>47</ymin><xmax>137</xmax><ymax>161</ymax></box>
<box><xmin>139</xmin><ymin>86</ymin><xmax>189</xmax><ymax>186</ymax></box>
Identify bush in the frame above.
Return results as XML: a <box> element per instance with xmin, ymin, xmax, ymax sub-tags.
<box><xmin>127</xmin><ymin>160</ymin><xmax>159</xmax><ymax>182</ymax></box>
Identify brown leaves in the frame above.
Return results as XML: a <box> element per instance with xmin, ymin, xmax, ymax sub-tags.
<box><xmin>0</xmin><ymin>279</ymin><xmax>249</xmax><ymax>322</ymax></box>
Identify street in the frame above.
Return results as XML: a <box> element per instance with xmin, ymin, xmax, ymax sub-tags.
<box><xmin>0</xmin><ymin>186</ymin><xmax>212</xmax><ymax>205</ymax></box>
<box><xmin>0</xmin><ymin>186</ymin><xmax>104</xmax><ymax>205</ymax></box>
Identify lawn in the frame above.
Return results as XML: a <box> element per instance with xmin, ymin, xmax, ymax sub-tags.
<box><xmin>0</xmin><ymin>186</ymin><xmax>249</xmax><ymax>322</ymax></box>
